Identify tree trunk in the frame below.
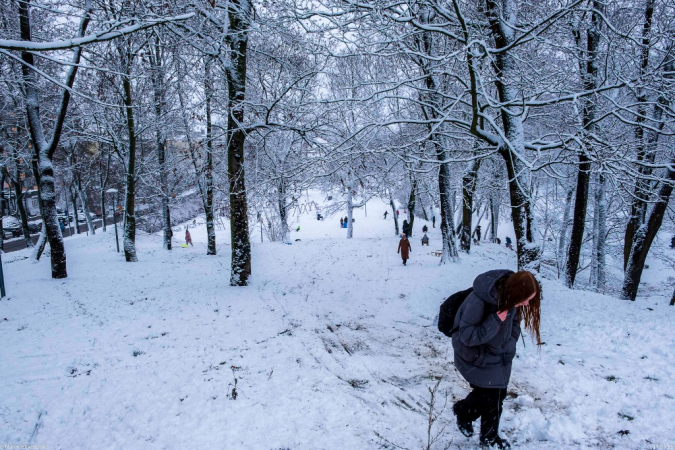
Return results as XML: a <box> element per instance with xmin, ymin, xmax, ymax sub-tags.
<box><xmin>150</xmin><ymin>36</ymin><xmax>171</xmax><ymax>251</ymax></box>
<box><xmin>460</xmin><ymin>159</ymin><xmax>479</xmax><ymax>252</ymax></box>
<box><xmin>18</xmin><ymin>0</ymin><xmax>90</xmax><ymax>278</ymax></box>
<box><xmin>11</xmin><ymin>170</ymin><xmax>33</xmax><ymax>246</ymax></box>
<box><xmin>557</xmin><ymin>185</ymin><xmax>575</xmax><ymax>278</ymax></box>
<box><xmin>98</xmin><ymin>151</ymin><xmax>110</xmax><ymax>232</ymax></box>
<box><xmin>226</xmin><ymin>0</ymin><xmax>253</xmax><ymax>285</ymax></box>
<box><xmin>485</xmin><ymin>0</ymin><xmax>540</xmax><ymax>271</ymax></box>
<box><xmin>100</xmin><ymin>190</ymin><xmax>106</xmax><ymax>232</ymax></box>
<box><xmin>70</xmin><ymin>189</ymin><xmax>81</xmax><ymax>234</ymax></box>
<box><xmin>595</xmin><ymin>173</ymin><xmax>607</xmax><ymax>292</ymax></box>
<box><xmin>77</xmin><ymin>178</ymin><xmax>95</xmax><ymax>235</ymax></box>
<box><xmin>624</xmin><ymin>0</ymin><xmax>656</xmax><ymax>270</ymax></box>
<box><xmin>278</xmin><ymin>179</ymin><xmax>289</xmax><ymax>242</ymax></box>
<box><xmin>407</xmin><ymin>177</ymin><xmax>417</xmax><ymax>238</ymax></box>
<box><xmin>204</xmin><ymin>59</ymin><xmax>216</xmax><ymax>255</ymax></box>
<box><xmin>621</xmin><ymin>161</ymin><xmax>674</xmax><ymax>300</ymax></box>
<box><xmin>389</xmin><ymin>193</ymin><xmax>399</xmax><ymax>235</ymax></box>
<box><xmin>438</xmin><ymin>156</ymin><xmax>459</xmax><ymax>263</ymax></box>
<box><xmin>565</xmin><ymin>0</ymin><xmax>603</xmax><ymax>287</ymax></box>
<box><xmin>416</xmin><ymin>9</ymin><xmax>458</xmax><ymax>263</ymax></box>
<box><xmin>122</xmin><ymin>73</ymin><xmax>138</xmax><ymax>262</ymax></box>
<box><xmin>489</xmin><ymin>194</ymin><xmax>499</xmax><ymax>242</ymax></box>
<box><xmin>590</xmin><ymin>173</ymin><xmax>600</xmax><ymax>286</ymax></box>
<box><xmin>29</xmin><ymin>161</ymin><xmax>47</xmax><ymax>261</ymax></box>
<box><xmin>346</xmin><ymin>189</ymin><xmax>354</xmax><ymax>239</ymax></box>
<box><xmin>0</xmin><ymin>172</ymin><xmax>5</xmax><ymax>252</ymax></box>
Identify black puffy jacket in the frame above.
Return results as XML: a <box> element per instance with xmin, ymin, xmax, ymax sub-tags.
<box><xmin>451</xmin><ymin>269</ymin><xmax>521</xmax><ymax>388</ymax></box>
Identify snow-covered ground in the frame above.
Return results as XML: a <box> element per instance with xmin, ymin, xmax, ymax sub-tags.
<box><xmin>0</xmin><ymin>194</ymin><xmax>673</xmax><ymax>449</ymax></box>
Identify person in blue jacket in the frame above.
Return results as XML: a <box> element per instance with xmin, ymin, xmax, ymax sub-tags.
<box><xmin>452</xmin><ymin>270</ymin><xmax>541</xmax><ymax>449</ymax></box>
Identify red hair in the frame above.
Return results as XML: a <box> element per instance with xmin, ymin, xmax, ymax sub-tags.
<box><xmin>497</xmin><ymin>271</ymin><xmax>541</xmax><ymax>345</ymax></box>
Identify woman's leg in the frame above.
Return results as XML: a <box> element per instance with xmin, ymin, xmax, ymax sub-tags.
<box><xmin>479</xmin><ymin>387</ymin><xmax>508</xmax><ymax>445</ymax></box>
<box><xmin>453</xmin><ymin>384</ymin><xmax>490</xmax><ymax>437</ymax></box>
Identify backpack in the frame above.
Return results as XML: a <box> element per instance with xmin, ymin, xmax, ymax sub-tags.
<box><xmin>438</xmin><ymin>287</ymin><xmax>473</xmax><ymax>337</ymax></box>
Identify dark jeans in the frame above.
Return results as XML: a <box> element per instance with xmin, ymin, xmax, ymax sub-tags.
<box><xmin>455</xmin><ymin>384</ymin><xmax>507</xmax><ymax>440</ymax></box>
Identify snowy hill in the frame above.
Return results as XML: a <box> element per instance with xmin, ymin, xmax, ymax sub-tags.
<box><xmin>0</xmin><ymin>195</ymin><xmax>673</xmax><ymax>449</ymax></box>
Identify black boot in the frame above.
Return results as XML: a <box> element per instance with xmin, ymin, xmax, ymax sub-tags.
<box><xmin>479</xmin><ymin>387</ymin><xmax>508</xmax><ymax>448</ymax></box>
<box><xmin>452</xmin><ymin>401</ymin><xmax>474</xmax><ymax>437</ymax></box>
<box><xmin>480</xmin><ymin>435</ymin><xmax>511</xmax><ymax>449</ymax></box>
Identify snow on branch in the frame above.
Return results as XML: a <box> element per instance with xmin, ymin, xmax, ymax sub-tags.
<box><xmin>0</xmin><ymin>14</ymin><xmax>194</xmax><ymax>51</ymax></box>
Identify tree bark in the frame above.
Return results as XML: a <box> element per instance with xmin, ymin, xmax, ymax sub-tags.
<box><xmin>149</xmin><ymin>35</ymin><xmax>171</xmax><ymax>251</ymax></box>
<box><xmin>70</xmin><ymin>188</ymin><xmax>81</xmax><ymax>235</ymax></box>
<box><xmin>416</xmin><ymin>12</ymin><xmax>458</xmax><ymax>263</ymax></box>
<box><xmin>595</xmin><ymin>173</ymin><xmax>607</xmax><ymax>291</ymax></box>
<box><xmin>407</xmin><ymin>176</ymin><xmax>417</xmax><ymax>238</ymax></box>
<box><xmin>565</xmin><ymin>0</ymin><xmax>604</xmax><ymax>287</ymax></box>
<box><xmin>557</xmin><ymin>185</ymin><xmax>575</xmax><ymax>278</ymax></box>
<box><xmin>122</xmin><ymin>71</ymin><xmax>138</xmax><ymax>262</ymax></box>
<box><xmin>278</xmin><ymin>178</ymin><xmax>289</xmax><ymax>242</ymax></box>
<box><xmin>460</xmin><ymin>159</ymin><xmax>480</xmax><ymax>252</ymax></box>
<box><xmin>203</xmin><ymin>58</ymin><xmax>216</xmax><ymax>255</ymax></box>
<box><xmin>389</xmin><ymin>192</ymin><xmax>399</xmax><ymax>235</ymax></box>
<box><xmin>489</xmin><ymin>193</ymin><xmax>499</xmax><ymax>243</ymax></box>
<box><xmin>98</xmin><ymin>150</ymin><xmax>110</xmax><ymax>232</ymax></box>
<box><xmin>624</xmin><ymin>0</ymin><xmax>656</xmax><ymax>270</ymax></box>
<box><xmin>8</xmin><ymin>167</ymin><xmax>33</xmax><ymax>246</ymax></box>
<box><xmin>0</xmin><ymin>172</ymin><xmax>5</xmax><ymax>252</ymax></box>
<box><xmin>77</xmin><ymin>176</ymin><xmax>95</xmax><ymax>235</ymax></box>
<box><xmin>18</xmin><ymin>0</ymin><xmax>90</xmax><ymax>278</ymax></box>
<box><xmin>226</xmin><ymin>0</ymin><xmax>253</xmax><ymax>285</ymax></box>
<box><xmin>484</xmin><ymin>0</ymin><xmax>540</xmax><ymax>271</ymax></box>
<box><xmin>621</xmin><ymin>161</ymin><xmax>674</xmax><ymax>300</ymax></box>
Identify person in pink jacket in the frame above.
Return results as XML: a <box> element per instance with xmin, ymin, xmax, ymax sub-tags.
<box><xmin>185</xmin><ymin>229</ymin><xmax>193</xmax><ymax>247</ymax></box>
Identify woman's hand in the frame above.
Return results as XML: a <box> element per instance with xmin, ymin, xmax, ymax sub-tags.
<box><xmin>497</xmin><ymin>310</ymin><xmax>509</xmax><ymax>322</ymax></box>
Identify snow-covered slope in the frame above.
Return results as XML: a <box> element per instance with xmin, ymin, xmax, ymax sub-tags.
<box><xmin>0</xmin><ymin>195</ymin><xmax>672</xmax><ymax>449</ymax></box>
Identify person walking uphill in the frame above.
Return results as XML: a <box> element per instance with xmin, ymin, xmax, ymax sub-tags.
<box><xmin>397</xmin><ymin>234</ymin><xmax>411</xmax><ymax>266</ymax></box>
<box><xmin>452</xmin><ymin>270</ymin><xmax>541</xmax><ymax>449</ymax></box>
<box><xmin>402</xmin><ymin>219</ymin><xmax>410</xmax><ymax>237</ymax></box>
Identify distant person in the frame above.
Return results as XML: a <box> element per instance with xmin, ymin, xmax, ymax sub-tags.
<box><xmin>476</xmin><ymin>225</ymin><xmax>482</xmax><ymax>243</ymax></box>
<box><xmin>396</xmin><ymin>209</ymin><xmax>399</xmax><ymax>218</ymax></box>
<box><xmin>402</xmin><ymin>219</ymin><xmax>410</xmax><ymax>237</ymax></box>
<box><xmin>317</xmin><ymin>212</ymin><xmax>323</xmax><ymax>221</ymax></box>
<box><xmin>340</xmin><ymin>217</ymin><xmax>344</xmax><ymax>228</ymax></box>
<box><xmin>296</xmin><ymin>225</ymin><xmax>301</xmax><ymax>232</ymax></box>
<box><xmin>59</xmin><ymin>221</ymin><xmax>65</xmax><ymax>233</ymax></box>
<box><xmin>422</xmin><ymin>224</ymin><xmax>428</xmax><ymax>233</ymax></box>
<box><xmin>432</xmin><ymin>215</ymin><xmax>436</xmax><ymax>228</ymax></box>
<box><xmin>185</xmin><ymin>229</ymin><xmax>193</xmax><ymax>247</ymax></box>
<box><xmin>421</xmin><ymin>233</ymin><xmax>429</xmax><ymax>246</ymax></box>
<box><xmin>383</xmin><ymin>211</ymin><xmax>388</xmax><ymax>219</ymax></box>
<box><xmin>505</xmin><ymin>236</ymin><xmax>513</xmax><ymax>250</ymax></box>
<box><xmin>398</xmin><ymin>233</ymin><xmax>411</xmax><ymax>266</ymax></box>
<box><xmin>671</xmin><ymin>235</ymin><xmax>675</xmax><ymax>249</ymax></box>
<box><xmin>452</xmin><ymin>270</ymin><xmax>541</xmax><ymax>449</ymax></box>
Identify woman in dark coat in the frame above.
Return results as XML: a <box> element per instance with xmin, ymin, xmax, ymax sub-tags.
<box><xmin>397</xmin><ymin>234</ymin><xmax>411</xmax><ymax>266</ymax></box>
<box><xmin>452</xmin><ymin>270</ymin><xmax>541</xmax><ymax>449</ymax></box>
<box><xmin>401</xmin><ymin>220</ymin><xmax>410</xmax><ymax>237</ymax></box>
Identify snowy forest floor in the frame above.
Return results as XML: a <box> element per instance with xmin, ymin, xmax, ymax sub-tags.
<box><xmin>0</xmin><ymin>195</ymin><xmax>673</xmax><ymax>449</ymax></box>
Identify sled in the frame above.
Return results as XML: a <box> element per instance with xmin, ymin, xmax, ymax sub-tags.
<box><xmin>181</xmin><ymin>244</ymin><xmax>189</xmax><ymax>248</ymax></box>
<box><xmin>431</xmin><ymin>250</ymin><xmax>442</xmax><ymax>257</ymax></box>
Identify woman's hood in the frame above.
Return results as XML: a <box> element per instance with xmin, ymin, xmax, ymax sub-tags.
<box><xmin>472</xmin><ymin>269</ymin><xmax>514</xmax><ymax>306</ymax></box>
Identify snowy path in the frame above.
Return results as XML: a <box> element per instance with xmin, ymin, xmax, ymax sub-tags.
<box><xmin>0</xmin><ymin>201</ymin><xmax>673</xmax><ymax>449</ymax></box>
